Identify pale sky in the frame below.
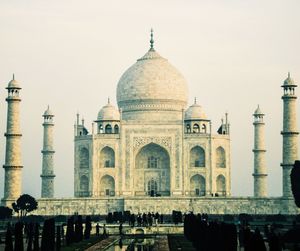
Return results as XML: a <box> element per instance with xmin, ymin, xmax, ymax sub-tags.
<box><xmin>0</xmin><ymin>0</ymin><xmax>300</xmax><ymax>199</ymax></box>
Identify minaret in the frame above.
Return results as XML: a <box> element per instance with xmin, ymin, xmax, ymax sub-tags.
<box><xmin>281</xmin><ymin>73</ymin><xmax>299</xmax><ymax>197</ymax></box>
<box><xmin>252</xmin><ymin>105</ymin><xmax>267</xmax><ymax>197</ymax></box>
<box><xmin>2</xmin><ymin>75</ymin><xmax>23</xmax><ymax>203</ymax></box>
<box><xmin>40</xmin><ymin>106</ymin><xmax>55</xmax><ymax>198</ymax></box>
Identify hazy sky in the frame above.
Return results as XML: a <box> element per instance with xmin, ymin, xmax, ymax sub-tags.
<box><xmin>0</xmin><ymin>0</ymin><xmax>300</xmax><ymax>199</ymax></box>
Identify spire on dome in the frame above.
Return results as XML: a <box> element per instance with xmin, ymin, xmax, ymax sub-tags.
<box><xmin>150</xmin><ymin>28</ymin><xmax>154</xmax><ymax>51</ymax></box>
<box><xmin>7</xmin><ymin>73</ymin><xmax>21</xmax><ymax>89</ymax></box>
<box><xmin>108</xmin><ymin>97</ymin><xmax>110</xmax><ymax>104</ymax></box>
<box><xmin>254</xmin><ymin>104</ymin><xmax>264</xmax><ymax>116</ymax></box>
<box><xmin>194</xmin><ymin>97</ymin><xmax>197</xmax><ymax>104</ymax></box>
<box><xmin>283</xmin><ymin>72</ymin><xmax>296</xmax><ymax>87</ymax></box>
<box><xmin>43</xmin><ymin>105</ymin><xmax>54</xmax><ymax>117</ymax></box>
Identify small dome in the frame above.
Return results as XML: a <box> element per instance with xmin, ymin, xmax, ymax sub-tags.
<box><xmin>97</xmin><ymin>100</ymin><xmax>120</xmax><ymax>121</ymax></box>
<box><xmin>185</xmin><ymin>100</ymin><xmax>207</xmax><ymax>120</ymax></box>
<box><xmin>283</xmin><ymin>72</ymin><xmax>296</xmax><ymax>86</ymax></box>
<box><xmin>43</xmin><ymin>106</ymin><xmax>54</xmax><ymax>117</ymax></box>
<box><xmin>254</xmin><ymin>105</ymin><xmax>264</xmax><ymax>116</ymax></box>
<box><xmin>7</xmin><ymin>74</ymin><xmax>21</xmax><ymax>89</ymax></box>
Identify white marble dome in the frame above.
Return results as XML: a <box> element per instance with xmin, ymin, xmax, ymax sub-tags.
<box><xmin>116</xmin><ymin>48</ymin><xmax>188</xmax><ymax>114</ymax></box>
<box><xmin>185</xmin><ymin>102</ymin><xmax>207</xmax><ymax>120</ymax></box>
<box><xmin>97</xmin><ymin>101</ymin><xmax>120</xmax><ymax>121</ymax></box>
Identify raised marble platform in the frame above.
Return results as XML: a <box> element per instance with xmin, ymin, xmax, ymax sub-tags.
<box><xmin>31</xmin><ymin>196</ymin><xmax>300</xmax><ymax>215</ymax></box>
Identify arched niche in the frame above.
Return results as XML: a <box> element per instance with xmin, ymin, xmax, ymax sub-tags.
<box><xmin>190</xmin><ymin>146</ymin><xmax>205</xmax><ymax>167</ymax></box>
<box><xmin>100</xmin><ymin>146</ymin><xmax>115</xmax><ymax>168</ymax></box>
<box><xmin>79</xmin><ymin>175</ymin><xmax>89</xmax><ymax>197</ymax></box>
<box><xmin>216</xmin><ymin>146</ymin><xmax>226</xmax><ymax>168</ymax></box>
<box><xmin>216</xmin><ymin>175</ymin><xmax>226</xmax><ymax>196</ymax></box>
<box><xmin>79</xmin><ymin>148</ymin><xmax>89</xmax><ymax>169</ymax></box>
<box><xmin>100</xmin><ymin>175</ymin><xmax>115</xmax><ymax>196</ymax></box>
<box><xmin>190</xmin><ymin>174</ymin><xmax>206</xmax><ymax>196</ymax></box>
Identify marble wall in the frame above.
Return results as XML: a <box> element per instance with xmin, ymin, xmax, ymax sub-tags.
<box><xmin>34</xmin><ymin>197</ymin><xmax>300</xmax><ymax>216</ymax></box>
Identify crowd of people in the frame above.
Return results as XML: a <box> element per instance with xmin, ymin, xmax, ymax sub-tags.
<box><xmin>129</xmin><ymin>212</ymin><xmax>163</xmax><ymax>227</ymax></box>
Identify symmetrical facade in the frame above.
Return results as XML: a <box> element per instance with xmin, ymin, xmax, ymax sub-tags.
<box><xmin>2</xmin><ymin>33</ymin><xmax>300</xmax><ymax>215</ymax></box>
<box><xmin>74</xmin><ymin>37</ymin><xmax>231</xmax><ymax>199</ymax></box>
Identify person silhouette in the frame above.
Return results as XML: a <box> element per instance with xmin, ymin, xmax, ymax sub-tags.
<box><xmin>96</xmin><ymin>223</ymin><xmax>100</xmax><ymax>236</ymax></box>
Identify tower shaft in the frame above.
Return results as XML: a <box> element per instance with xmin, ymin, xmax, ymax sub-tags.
<box><xmin>2</xmin><ymin>77</ymin><xmax>23</xmax><ymax>203</ymax></box>
<box><xmin>253</xmin><ymin>107</ymin><xmax>267</xmax><ymax>197</ymax></box>
<box><xmin>41</xmin><ymin>108</ymin><xmax>55</xmax><ymax>198</ymax></box>
<box><xmin>281</xmin><ymin>96</ymin><xmax>298</xmax><ymax>197</ymax></box>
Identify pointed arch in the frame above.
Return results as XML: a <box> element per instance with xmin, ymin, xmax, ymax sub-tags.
<box><xmin>216</xmin><ymin>146</ymin><xmax>226</xmax><ymax>168</ymax></box>
<box><xmin>193</xmin><ymin>123</ymin><xmax>200</xmax><ymax>133</ymax></box>
<box><xmin>202</xmin><ymin>124</ymin><xmax>207</xmax><ymax>133</ymax></box>
<box><xmin>135</xmin><ymin>143</ymin><xmax>170</xmax><ymax>196</ymax></box>
<box><xmin>98</xmin><ymin>124</ymin><xmax>103</xmax><ymax>133</ymax></box>
<box><xmin>105</xmin><ymin>124</ymin><xmax>112</xmax><ymax>134</ymax></box>
<box><xmin>100</xmin><ymin>146</ymin><xmax>115</xmax><ymax>168</ymax></box>
<box><xmin>100</xmin><ymin>175</ymin><xmax>115</xmax><ymax>196</ymax></box>
<box><xmin>114</xmin><ymin>124</ymin><xmax>119</xmax><ymax>134</ymax></box>
<box><xmin>186</xmin><ymin>124</ymin><xmax>191</xmax><ymax>133</ymax></box>
<box><xmin>190</xmin><ymin>174</ymin><xmax>206</xmax><ymax>196</ymax></box>
<box><xmin>216</xmin><ymin>175</ymin><xmax>226</xmax><ymax>196</ymax></box>
<box><xmin>135</xmin><ymin>143</ymin><xmax>170</xmax><ymax>170</ymax></box>
<box><xmin>79</xmin><ymin>147</ymin><xmax>89</xmax><ymax>169</ymax></box>
<box><xmin>190</xmin><ymin>146</ymin><xmax>205</xmax><ymax>167</ymax></box>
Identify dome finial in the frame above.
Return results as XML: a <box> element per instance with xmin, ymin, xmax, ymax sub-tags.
<box><xmin>288</xmin><ymin>72</ymin><xmax>291</xmax><ymax>78</ymax></box>
<box><xmin>194</xmin><ymin>97</ymin><xmax>197</xmax><ymax>104</ymax></box>
<box><xmin>108</xmin><ymin>97</ymin><xmax>110</xmax><ymax>104</ymax></box>
<box><xmin>12</xmin><ymin>73</ymin><xmax>15</xmax><ymax>80</ymax></box>
<box><xmin>150</xmin><ymin>28</ymin><xmax>154</xmax><ymax>50</ymax></box>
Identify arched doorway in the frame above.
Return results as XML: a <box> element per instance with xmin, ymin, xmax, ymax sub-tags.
<box><xmin>216</xmin><ymin>175</ymin><xmax>226</xmax><ymax>196</ymax></box>
<box><xmin>100</xmin><ymin>175</ymin><xmax>115</xmax><ymax>196</ymax></box>
<box><xmin>147</xmin><ymin>178</ymin><xmax>158</xmax><ymax>196</ymax></box>
<box><xmin>135</xmin><ymin>143</ymin><xmax>170</xmax><ymax>196</ymax></box>
<box><xmin>190</xmin><ymin>174</ymin><xmax>206</xmax><ymax>196</ymax></box>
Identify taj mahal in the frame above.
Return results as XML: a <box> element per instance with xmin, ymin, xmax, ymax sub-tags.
<box><xmin>1</xmin><ymin>31</ymin><xmax>300</xmax><ymax>215</ymax></box>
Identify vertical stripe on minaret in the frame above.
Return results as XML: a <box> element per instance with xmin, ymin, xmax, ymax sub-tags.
<box><xmin>2</xmin><ymin>75</ymin><xmax>23</xmax><ymax>202</ymax></box>
<box><xmin>281</xmin><ymin>73</ymin><xmax>299</xmax><ymax>198</ymax></box>
<box><xmin>40</xmin><ymin>106</ymin><xmax>55</xmax><ymax>198</ymax></box>
<box><xmin>252</xmin><ymin>105</ymin><xmax>267</xmax><ymax>197</ymax></box>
